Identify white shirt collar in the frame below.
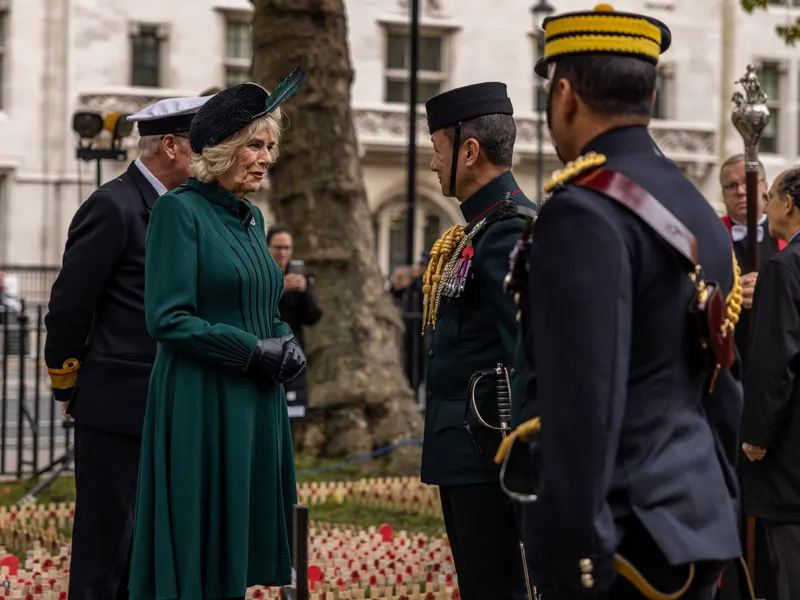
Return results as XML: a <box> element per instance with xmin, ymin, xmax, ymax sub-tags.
<box><xmin>134</xmin><ymin>158</ymin><xmax>168</xmax><ymax>197</ymax></box>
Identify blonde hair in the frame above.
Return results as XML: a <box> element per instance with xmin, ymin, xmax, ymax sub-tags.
<box><xmin>190</xmin><ymin>111</ymin><xmax>283</xmax><ymax>184</ymax></box>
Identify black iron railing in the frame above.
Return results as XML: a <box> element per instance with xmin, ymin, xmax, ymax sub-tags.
<box><xmin>0</xmin><ymin>303</ymin><xmax>73</xmax><ymax>479</ymax></box>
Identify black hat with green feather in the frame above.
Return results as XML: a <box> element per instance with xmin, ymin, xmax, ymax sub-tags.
<box><xmin>189</xmin><ymin>66</ymin><xmax>307</xmax><ymax>154</ymax></box>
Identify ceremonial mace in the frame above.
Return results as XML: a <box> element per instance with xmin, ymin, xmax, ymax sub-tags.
<box><xmin>468</xmin><ymin>364</ymin><xmax>537</xmax><ymax>600</ymax></box>
<box><xmin>731</xmin><ymin>64</ymin><xmax>770</xmax><ymax>273</ymax></box>
<box><xmin>731</xmin><ymin>64</ymin><xmax>771</xmax><ymax>585</ymax></box>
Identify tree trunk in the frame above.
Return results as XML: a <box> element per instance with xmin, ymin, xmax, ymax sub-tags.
<box><xmin>252</xmin><ymin>0</ymin><xmax>423</xmax><ymax>474</ymax></box>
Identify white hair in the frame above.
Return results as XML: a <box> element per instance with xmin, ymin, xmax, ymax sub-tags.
<box><xmin>137</xmin><ymin>135</ymin><xmax>163</xmax><ymax>158</ymax></box>
<box><xmin>137</xmin><ymin>134</ymin><xmax>190</xmax><ymax>158</ymax></box>
<box><xmin>190</xmin><ymin>111</ymin><xmax>283</xmax><ymax>184</ymax></box>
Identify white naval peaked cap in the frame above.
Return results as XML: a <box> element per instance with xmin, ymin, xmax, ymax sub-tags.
<box><xmin>126</xmin><ymin>95</ymin><xmax>213</xmax><ymax>137</ymax></box>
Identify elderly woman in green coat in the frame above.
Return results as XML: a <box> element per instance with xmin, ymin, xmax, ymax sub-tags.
<box><xmin>129</xmin><ymin>68</ymin><xmax>308</xmax><ymax>600</ymax></box>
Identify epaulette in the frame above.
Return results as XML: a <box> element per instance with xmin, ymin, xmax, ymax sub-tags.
<box><xmin>542</xmin><ymin>152</ymin><xmax>607</xmax><ymax>197</ymax></box>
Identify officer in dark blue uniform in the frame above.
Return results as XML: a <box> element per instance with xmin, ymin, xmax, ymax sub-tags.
<box><xmin>420</xmin><ymin>82</ymin><xmax>538</xmax><ymax>600</ymax></box>
<box><xmin>497</xmin><ymin>4</ymin><xmax>744</xmax><ymax>599</ymax></box>
<box><xmin>45</xmin><ymin>95</ymin><xmax>209</xmax><ymax>600</ymax></box>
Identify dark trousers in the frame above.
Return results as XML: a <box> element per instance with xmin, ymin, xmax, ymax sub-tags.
<box><xmin>69</xmin><ymin>424</ymin><xmax>141</xmax><ymax>600</ymax></box>
<box><xmin>764</xmin><ymin>521</ymin><xmax>800</xmax><ymax>600</ymax></box>
<box><xmin>439</xmin><ymin>482</ymin><xmax>527</xmax><ymax>600</ymax></box>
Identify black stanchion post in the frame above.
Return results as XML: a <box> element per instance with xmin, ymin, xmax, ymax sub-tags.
<box><xmin>1</xmin><ymin>306</ymin><xmax>8</xmax><ymax>475</ymax></box>
<box><xmin>32</xmin><ymin>304</ymin><xmax>43</xmax><ymax>473</ymax></box>
<box><xmin>16</xmin><ymin>300</ymin><xmax>29</xmax><ymax>478</ymax></box>
<box><xmin>293</xmin><ymin>504</ymin><xmax>309</xmax><ymax>600</ymax></box>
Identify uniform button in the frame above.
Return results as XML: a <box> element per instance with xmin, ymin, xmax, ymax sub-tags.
<box><xmin>579</xmin><ymin>558</ymin><xmax>593</xmax><ymax>573</ymax></box>
<box><xmin>429</xmin><ymin>350</ymin><xmax>434</xmax><ymax>358</ymax></box>
<box><xmin>581</xmin><ymin>574</ymin><xmax>595</xmax><ymax>588</ymax></box>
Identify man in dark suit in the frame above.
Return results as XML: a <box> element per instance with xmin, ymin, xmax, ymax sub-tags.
<box><xmin>740</xmin><ymin>166</ymin><xmax>800</xmax><ymax>600</ymax></box>
<box><xmin>506</xmin><ymin>5</ymin><xmax>742</xmax><ymax>599</ymax></box>
<box><xmin>718</xmin><ymin>155</ymin><xmax>780</xmax><ymax>600</ymax></box>
<box><xmin>44</xmin><ymin>94</ymin><xmax>210</xmax><ymax>600</ymax></box>
<box><xmin>719</xmin><ymin>154</ymin><xmax>785</xmax><ymax>366</ymax></box>
<box><xmin>420</xmin><ymin>82</ymin><xmax>538</xmax><ymax>600</ymax></box>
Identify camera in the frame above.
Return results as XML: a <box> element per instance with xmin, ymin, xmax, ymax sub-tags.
<box><xmin>287</xmin><ymin>260</ymin><xmax>305</xmax><ymax>275</ymax></box>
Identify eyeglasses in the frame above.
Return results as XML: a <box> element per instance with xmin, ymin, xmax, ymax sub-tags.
<box><xmin>722</xmin><ymin>179</ymin><xmax>766</xmax><ymax>193</ymax></box>
<box><xmin>270</xmin><ymin>245</ymin><xmax>292</xmax><ymax>252</ymax></box>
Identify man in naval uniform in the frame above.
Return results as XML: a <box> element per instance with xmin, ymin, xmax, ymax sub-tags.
<box><xmin>44</xmin><ymin>94</ymin><xmax>210</xmax><ymax>600</ymax></box>
<box><xmin>501</xmin><ymin>4</ymin><xmax>743</xmax><ymax>599</ymax></box>
<box><xmin>419</xmin><ymin>82</ymin><xmax>538</xmax><ymax>600</ymax></box>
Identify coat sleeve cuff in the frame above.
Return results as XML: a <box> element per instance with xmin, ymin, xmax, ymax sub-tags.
<box><xmin>544</xmin><ymin>550</ymin><xmax>617</xmax><ymax>595</ymax></box>
<box><xmin>52</xmin><ymin>387</ymin><xmax>75</xmax><ymax>403</ymax></box>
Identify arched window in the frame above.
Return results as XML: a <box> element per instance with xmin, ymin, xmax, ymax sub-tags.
<box><xmin>373</xmin><ymin>196</ymin><xmax>455</xmax><ymax>276</ymax></box>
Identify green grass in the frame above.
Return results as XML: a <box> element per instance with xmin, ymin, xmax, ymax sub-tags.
<box><xmin>309</xmin><ymin>500</ymin><xmax>445</xmax><ymax>538</ymax></box>
<box><xmin>0</xmin><ymin>457</ymin><xmax>445</xmax><ymax>537</ymax></box>
<box><xmin>0</xmin><ymin>475</ymin><xmax>76</xmax><ymax>507</ymax></box>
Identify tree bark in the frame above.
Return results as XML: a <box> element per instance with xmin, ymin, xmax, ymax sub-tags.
<box><xmin>252</xmin><ymin>0</ymin><xmax>423</xmax><ymax>474</ymax></box>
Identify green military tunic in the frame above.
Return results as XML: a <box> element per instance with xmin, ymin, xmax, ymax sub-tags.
<box><xmin>421</xmin><ymin>171</ymin><xmax>537</xmax><ymax>487</ymax></box>
<box><xmin>129</xmin><ymin>178</ymin><xmax>297</xmax><ymax>600</ymax></box>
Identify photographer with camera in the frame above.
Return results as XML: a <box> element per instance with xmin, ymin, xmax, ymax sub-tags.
<box><xmin>267</xmin><ymin>226</ymin><xmax>323</xmax><ymax>420</ymax></box>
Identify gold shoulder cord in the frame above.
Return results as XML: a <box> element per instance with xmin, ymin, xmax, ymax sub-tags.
<box><xmin>493</xmin><ymin>243</ymin><xmax>748</xmax><ymax>600</ymax></box>
<box><xmin>422</xmin><ymin>224</ymin><xmax>465</xmax><ymax>333</ymax></box>
<box><xmin>542</xmin><ymin>151</ymin><xmax>608</xmax><ymax>195</ymax></box>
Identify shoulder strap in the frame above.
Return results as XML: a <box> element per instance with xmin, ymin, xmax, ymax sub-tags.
<box><xmin>573</xmin><ymin>168</ymin><xmax>699</xmax><ymax>267</ymax></box>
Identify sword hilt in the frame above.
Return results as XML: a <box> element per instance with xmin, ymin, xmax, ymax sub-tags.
<box><xmin>495</xmin><ymin>363</ymin><xmax>512</xmax><ymax>436</ymax></box>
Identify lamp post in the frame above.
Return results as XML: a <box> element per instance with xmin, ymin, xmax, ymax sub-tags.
<box><xmin>405</xmin><ymin>0</ymin><xmax>421</xmax><ymax>269</ymax></box>
<box><xmin>531</xmin><ymin>0</ymin><xmax>555</xmax><ymax>204</ymax></box>
<box><xmin>72</xmin><ymin>110</ymin><xmax>134</xmax><ymax>188</ymax></box>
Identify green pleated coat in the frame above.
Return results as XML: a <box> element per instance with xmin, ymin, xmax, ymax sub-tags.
<box><xmin>129</xmin><ymin>178</ymin><xmax>297</xmax><ymax>600</ymax></box>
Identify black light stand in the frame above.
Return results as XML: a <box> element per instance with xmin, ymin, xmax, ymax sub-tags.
<box><xmin>76</xmin><ymin>146</ymin><xmax>128</xmax><ymax>188</ymax></box>
<box><xmin>72</xmin><ymin>111</ymin><xmax>133</xmax><ymax>188</ymax></box>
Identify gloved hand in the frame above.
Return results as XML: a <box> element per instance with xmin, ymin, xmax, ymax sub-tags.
<box><xmin>248</xmin><ymin>334</ymin><xmax>293</xmax><ymax>383</ymax></box>
<box><xmin>247</xmin><ymin>334</ymin><xmax>306</xmax><ymax>385</ymax></box>
<box><xmin>277</xmin><ymin>338</ymin><xmax>306</xmax><ymax>385</ymax></box>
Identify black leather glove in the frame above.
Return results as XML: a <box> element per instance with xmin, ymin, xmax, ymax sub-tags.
<box><xmin>247</xmin><ymin>334</ymin><xmax>307</xmax><ymax>385</ymax></box>
<box><xmin>277</xmin><ymin>339</ymin><xmax>306</xmax><ymax>385</ymax></box>
<box><xmin>248</xmin><ymin>334</ymin><xmax>294</xmax><ymax>383</ymax></box>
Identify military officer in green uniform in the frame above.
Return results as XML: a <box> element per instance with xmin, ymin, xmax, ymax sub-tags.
<box><xmin>420</xmin><ymin>82</ymin><xmax>538</xmax><ymax>600</ymax></box>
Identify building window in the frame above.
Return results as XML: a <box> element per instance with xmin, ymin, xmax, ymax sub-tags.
<box><xmin>652</xmin><ymin>71</ymin><xmax>666</xmax><ymax>119</ymax></box>
<box><xmin>130</xmin><ymin>25</ymin><xmax>164</xmax><ymax>87</ymax></box>
<box><xmin>757</xmin><ymin>63</ymin><xmax>781</xmax><ymax>154</ymax></box>
<box><xmin>225</xmin><ymin>18</ymin><xmax>252</xmax><ymax>87</ymax></box>
<box><xmin>384</xmin><ymin>31</ymin><xmax>447</xmax><ymax>104</ymax></box>
<box><xmin>374</xmin><ymin>199</ymin><xmax>454</xmax><ymax>275</ymax></box>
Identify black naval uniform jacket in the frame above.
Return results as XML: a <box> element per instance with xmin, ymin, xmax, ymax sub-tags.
<box><xmin>421</xmin><ymin>171</ymin><xmax>538</xmax><ymax>487</ymax></box>
<box><xmin>519</xmin><ymin>126</ymin><xmax>742</xmax><ymax>594</ymax></box>
<box><xmin>722</xmin><ymin>215</ymin><xmax>783</xmax><ymax>370</ymax></box>
<box><xmin>45</xmin><ymin>162</ymin><xmax>158</xmax><ymax>437</ymax></box>
<box><xmin>741</xmin><ymin>234</ymin><xmax>800</xmax><ymax>523</ymax></box>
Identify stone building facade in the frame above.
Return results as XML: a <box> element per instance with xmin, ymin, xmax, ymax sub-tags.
<box><xmin>0</xmin><ymin>0</ymin><xmax>799</xmax><ymax>276</ymax></box>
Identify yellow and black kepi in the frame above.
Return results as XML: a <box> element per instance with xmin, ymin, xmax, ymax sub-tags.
<box><xmin>534</xmin><ymin>3</ymin><xmax>672</xmax><ymax>78</ymax></box>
